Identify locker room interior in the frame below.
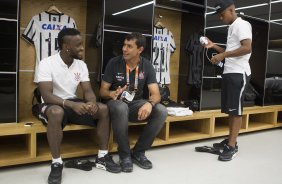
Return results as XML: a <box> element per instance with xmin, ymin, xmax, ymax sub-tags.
<box><xmin>1</xmin><ymin>0</ymin><xmax>282</xmax><ymax>174</ymax></box>
<box><xmin>1</xmin><ymin>0</ymin><xmax>281</xmax><ymax>122</ymax></box>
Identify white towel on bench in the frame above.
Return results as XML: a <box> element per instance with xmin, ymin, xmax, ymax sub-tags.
<box><xmin>167</xmin><ymin>107</ymin><xmax>193</xmax><ymax>116</ymax></box>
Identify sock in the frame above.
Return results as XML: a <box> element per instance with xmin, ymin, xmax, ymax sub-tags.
<box><xmin>98</xmin><ymin>150</ymin><xmax>108</xmax><ymax>158</ymax></box>
<box><xmin>52</xmin><ymin>157</ymin><xmax>63</xmax><ymax>164</ymax></box>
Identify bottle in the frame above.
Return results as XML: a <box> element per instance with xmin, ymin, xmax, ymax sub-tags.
<box><xmin>211</xmin><ymin>52</ymin><xmax>224</xmax><ymax>68</ymax></box>
<box><xmin>199</xmin><ymin>36</ymin><xmax>208</xmax><ymax>45</ymax></box>
<box><xmin>200</xmin><ymin>36</ymin><xmax>223</xmax><ymax>68</ymax></box>
<box><xmin>217</xmin><ymin>61</ymin><xmax>223</xmax><ymax>67</ymax></box>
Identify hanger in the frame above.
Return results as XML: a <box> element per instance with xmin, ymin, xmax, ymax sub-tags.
<box><xmin>47</xmin><ymin>2</ymin><xmax>62</xmax><ymax>14</ymax></box>
<box><xmin>155</xmin><ymin>14</ymin><xmax>164</xmax><ymax>28</ymax></box>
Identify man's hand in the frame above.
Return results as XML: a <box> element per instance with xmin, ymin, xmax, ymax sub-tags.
<box><xmin>71</xmin><ymin>102</ymin><xmax>91</xmax><ymax>115</ymax></box>
<box><xmin>211</xmin><ymin>53</ymin><xmax>225</xmax><ymax>65</ymax></box>
<box><xmin>138</xmin><ymin>102</ymin><xmax>152</xmax><ymax>121</ymax></box>
<box><xmin>111</xmin><ymin>85</ymin><xmax>127</xmax><ymax>100</ymax></box>
<box><xmin>203</xmin><ymin>37</ymin><xmax>214</xmax><ymax>49</ymax></box>
<box><xmin>86</xmin><ymin>101</ymin><xmax>99</xmax><ymax>115</ymax></box>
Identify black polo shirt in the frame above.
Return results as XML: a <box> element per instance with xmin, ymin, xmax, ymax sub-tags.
<box><xmin>102</xmin><ymin>56</ymin><xmax>157</xmax><ymax>100</ymax></box>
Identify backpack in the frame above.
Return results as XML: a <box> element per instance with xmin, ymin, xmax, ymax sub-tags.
<box><xmin>183</xmin><ymin>99</ymin><xmax>199</xmax><ymax>111</ymax></box>
<box><xmin>159</xmin><ymin>84</ymin><xmax>170</xmax><ymax>102</ymax></box>
<box><xmin>244</xmin><ymin>83</ymin><xmax>259</xmax><ymax>101</ymax></box>
<box><xmin>32</xmin><ymin>87</ymin><xmax>42</xmax><ymax>104</ymax></box>
<box><xmin>32</xmin><ymin>87</ymin><xmax>42</xmax><ymax>117</ymax></box>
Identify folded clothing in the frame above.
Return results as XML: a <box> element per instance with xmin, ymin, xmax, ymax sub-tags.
<box><xmin>167</xmin><ymin>107</ymin><xmax>193</xmax><ymax>116</ymax></box>
<box><xmin>65</xmin><ymin>159</ymin><xmax>95</xmax><ymax>171</ymax></box>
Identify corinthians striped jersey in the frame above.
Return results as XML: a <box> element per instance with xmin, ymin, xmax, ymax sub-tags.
<box><xmin>152</xmin><ymin>26</ymin><xmax>176</xmax><ymax>84</ymax></box>
<box><xmin>22</xmin><ymin>11</ymin><xmax>76</xmax><ymax>82</ymax></box>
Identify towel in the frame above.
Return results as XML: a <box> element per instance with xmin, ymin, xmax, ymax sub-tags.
<box><xmin>167</xmin><ymin>107</ymin><xmax>193</xmax><ymax>116</ymax></box>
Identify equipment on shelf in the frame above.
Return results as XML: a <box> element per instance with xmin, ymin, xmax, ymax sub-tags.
<box><xmin>181</xmin><ymin>99</ymin><xmax>199</xmax><ymax>111</ymax></box>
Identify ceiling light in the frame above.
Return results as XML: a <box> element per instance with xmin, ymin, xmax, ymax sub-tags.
<box><xmin>0</xmin><ymin>18</ymin><xmax>17</xmax><ymax>22</ymax></box>
<box><xmin>235</xmin><ymin>3</ymin><xmax>268</xmax><ymax>11</ymax></box>
<box><xmin>112</xmin><ymin>1</ymin><xmax>154</xmax><ymax>16</ymax></box>
<box><xmin>206</xmin><ymin>3</ymin><xmax>269</xmax><ymax>15</ymax></box>
<box><xmin>205</xmin><ymin>25</ymin><xmax>228</xmax><ymax>29</ymax></box>
<box><xmin>206</xmin><ymin>11</ymin><xmax>215</xmax><ymax>15</ymax></box>
<box><xmin>270</xmin><ymin>18</ymin><xmax>282</xmax><ymax>22</ymax></box>
<box><xmin>271</xmin><ymin>0</ymin><xmax>282</xmax><ymax>4</ymax></box>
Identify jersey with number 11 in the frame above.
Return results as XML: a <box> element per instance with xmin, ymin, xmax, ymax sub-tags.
<box><xmin>22</xmin><ymin>11</ymin><xmax>76</xmax><ymax>82</ymax></box>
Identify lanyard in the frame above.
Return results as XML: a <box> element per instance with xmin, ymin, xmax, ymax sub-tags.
<box><xmin>126</xmin><ymin>64</ymin><xmax>139</xmax><ymax>91</ymax></box>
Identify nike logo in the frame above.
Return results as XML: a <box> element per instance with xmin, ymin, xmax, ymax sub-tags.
<box><xmin>228</xmin><ymin>109</ymin><xmax>237</xmax><ymax>112</ymax></box>
<box><xmin>117</xmin><ymin>72</ymin><xmax>124</xmax><ymax>75</ymax></box>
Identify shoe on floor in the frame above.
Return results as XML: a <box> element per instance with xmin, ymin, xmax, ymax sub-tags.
<box><xmin>120</xmin><ymin>157</ymin><xmax>133</xmax><ymax>173</ymax></box>
<box><xmin>48</xmin><ymin>162</ymin><xmax>63</xmax><ymax>184</ymax></box>
<box><xmin>195</xmin><ymin>146</ymin><xmax>221</xmax><ymax>155</ymax></box>
<box><xmin>218</xmin><ymin>144</ymin><xmax>238</xmax><ymax>161</ymax></box>
<box><xmin>95</xmin><ymin>154</ymin><xmax>121</xmax><ymax>173</ymax></box>
<box><xmin>64</xmin><ymin>159</ymin><xmax>95</xmax><ymax>171</ymax></box>
<box><xmin>131</xmin><ymin>151</ymin><xmax>152</xmax><ymax>169</ymax></box>
<box><xmin>213</xmin><ymin>139</ymin><xmax>238</xmax><ymax>151</ymax></box>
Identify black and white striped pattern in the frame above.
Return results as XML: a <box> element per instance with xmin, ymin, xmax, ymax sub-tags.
<box><xmin>152</xmin><ymin>27</ymin><xmax>176</xmax><ymax>84</ymax></box>
<box><xmin>22</xmin><ymin>11</ymin><xmax>76</xmax><ymax>82</ymax></box>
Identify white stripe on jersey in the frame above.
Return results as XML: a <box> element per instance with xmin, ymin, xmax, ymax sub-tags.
<box><xmin>152</xmin><ymin>27</ymin><xmax>176</xmax><ymax>84</ymax></box>
<box><xmin>22</xmin><ymin>11</ymin><xmax>76</xmax><ymax>82</ymax></box>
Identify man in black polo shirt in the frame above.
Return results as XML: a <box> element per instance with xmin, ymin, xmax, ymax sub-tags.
<box><xmin>100</xmin><ymin>32</ymin><xmax>167</xmax><ymax>172</ymax></box>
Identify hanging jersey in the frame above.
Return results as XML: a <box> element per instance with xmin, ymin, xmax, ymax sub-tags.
<box><xmin>152</xmin><ymin>27</ymin><xmax>176</xmax><ymax>84</ymax></box>
<box><xmin>95</xmin><ymin>21</ymin><xmax>102</xmax><ymax>47</ymax></box>
<box><xmin>185</xmin><ymin>32</ymin><xmax>204</xmax><ymax>86</ymax></box>
<box><xmin>22</xmin><ymin>11</ymin><xmax>76</xmax><ymax>82</ymax></box>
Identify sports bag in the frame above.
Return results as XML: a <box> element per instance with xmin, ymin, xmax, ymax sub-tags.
<box><xmin>159</xmin><ymin>85</ymin><xmax>170</xmax><ymax>101</ymax></box>
<box><xmin>32</xmin><ymin>87</ymin><xmax>42</xmax><ymax>117</ymax></box>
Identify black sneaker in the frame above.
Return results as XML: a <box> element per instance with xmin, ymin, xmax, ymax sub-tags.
<box><xmin>131</xmin><ymin>151</ymin><xmax>152</xmax><ymax>169</ymax></box>
<box><xmin>218</xmin><ymin>144</ymin><xmax>238</xmax><ymax>161</ymax></box>
<box><xmin>213</xmin><ymin>139</ymin><xmax>238</xmax><ymax>151</ymax></box>
<box><xmin>48</xmin><ymin>162</ymin><xmax>63</xmax><ymax>184</ymax></box>
<box><xmin>120</xmin><ymin>157</ymin><xmax>133</xmax><ymax>173</ymax></box>
<box><xmin>95</xmin><ymin>154</ymin><xmax>121</xmax><ymax>173</ymax></box>
<box><xmin>64</xmin><ymin>159</ymin><xmax>95</xmax><ymax>171</ymax></box>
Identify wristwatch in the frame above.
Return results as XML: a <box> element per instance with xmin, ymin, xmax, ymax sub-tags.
<box><xmin>148</xmin><ymin>101</ymin><xmax>156</xmax><ymax>108</ymax></box>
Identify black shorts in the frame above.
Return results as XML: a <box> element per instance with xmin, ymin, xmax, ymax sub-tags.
<box><xmin>36</xmin><ymin>99</ymin><xmax>97</xmax><ymax>128</ymax></box>
<box><xmin>221</xmin><ymin>73</ymin><xmax>251</xmax><ymax>116</ymax></box>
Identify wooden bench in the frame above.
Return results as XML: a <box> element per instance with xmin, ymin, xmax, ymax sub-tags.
<box><xmin>1</xmin><ymin>105</ymin><xmax>282</xmax><ymax>167</ymax></box>
<box><xmin>0</xmin><ymin>118</ymin><xmax>98</xmax><ymax>167</ymax></box>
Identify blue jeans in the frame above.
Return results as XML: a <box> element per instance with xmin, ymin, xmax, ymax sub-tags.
<box><xmin>107</xmin><ymin>99</ymin><xmax>167</xmax><ymax>159</ymax></box>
